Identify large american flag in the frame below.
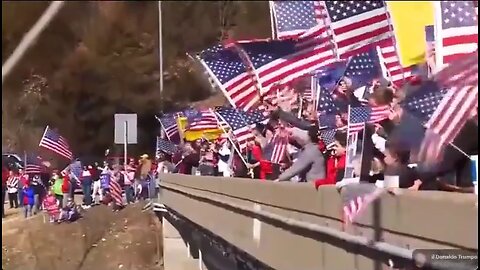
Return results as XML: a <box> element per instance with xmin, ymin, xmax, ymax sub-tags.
<box><xmin>199</xmin><ymin>38</ymin><xmax>336</xmax><ymax>111</ymax></box>
<box><xmin>186</xmin><ymin>109</ymin><xmax>219</xmax><ymax>131</ymax></box>
<box><xmin>348</xmin><ymin>106</ymin><xmax>390</xmax><ymax>134</ymax></box>
<box><xmin>25</xmin><ymin>154</ymin><xmax>44</xmax><ymax>174</ymax></box>
<box><xmin>419</xmin><ymin>51</ymin><xmax>478</xmax><ymax>161</ymax></box>
<box><xmin>156</xmin><ymin>113</ymin><xmax>179</xmax><ymax>142</ymax></box>
<box><xmin>39</xmin><ymin>126</ymin><xmax>73</xmax><ymax>160</ymax></box>
<box><xmin>434</xmin><ymin>1</ymin><xmax>478</xmax><ymax>68</ymax></box>
<box><xmin>270</xmin><ymin>1</ymin><xmax>326</xmax><ymax>39</ymax></box>
<box><xmin>323</xmin><ymin>1</ymin><xmax>393</xmax><ymax>59</ymax></box>
<box><xmin>215</xmin><ymin>107</ymin><xmax>267</xmax><ymax>152</ymax></box>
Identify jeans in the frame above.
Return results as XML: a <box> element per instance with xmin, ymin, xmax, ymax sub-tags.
<box><xmin>24</xmin><ymin>204</ymin><xmax>33</xmax><ymax>218</ymax></box>
<box><xmin>18</xmin><ymin>190</ymin><xmax>24</xmax><ymax>207</ymax></box>
<box><xmin>33</xmin><ymin>194</ymin><xmax>40</xmax><ymax>214</ymax></box>
<box><xmin>82</xmin><ymin>181</ymin><xmax>92</xmax><ymax>206</ymax></box>
<box><xmin>125</xmin><ymin>186</ymin><xmax>135</xmax><ymax>203</ymax></box>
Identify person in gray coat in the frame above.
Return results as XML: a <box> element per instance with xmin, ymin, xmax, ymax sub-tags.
<box><xmin>275</xmin><ymin>127</ymin><xmax>326</xmax><ymax>182</ymax></box>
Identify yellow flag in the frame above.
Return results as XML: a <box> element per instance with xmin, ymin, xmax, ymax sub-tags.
<box><xmin>387</xmin><ymin>1</ymin><xmax>435</xmax><ymax>67</ymax></box>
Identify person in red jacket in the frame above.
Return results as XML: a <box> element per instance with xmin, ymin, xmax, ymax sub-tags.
<box><xmin>61</xmin><ymin>174</ymin><xmax>71</xmax><ymax>207</ymax></box>
<box><xmin>315</xmin><ymin>131</ymin><xmax>347</xmax><ymax>189</ymax></box>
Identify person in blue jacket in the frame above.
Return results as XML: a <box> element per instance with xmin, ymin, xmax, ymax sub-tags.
<box><xmin>22</xmin><ymin>184</ymin><xmax>35</xmax><ymax>218</ymax></box>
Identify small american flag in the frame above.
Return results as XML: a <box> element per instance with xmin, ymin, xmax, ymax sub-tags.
<box><xmin>348</xmin><ymin>106</ymin><xmax>390</xmax><ymax>134</ymax></box>
<box><xmin>419</xmin><ymin>52</ymin><xmax>478</xmax><ymax>162</ymax></box>
<box><xmin>215</xmin><ymin>107</ymin><xmax>267</xmax><ymax>152</ymax></box>
<box><xmin>340</xmin><ymin>183</ymin><xmax>384</xmax><ymax>225</ymax></box>
<box><xmin>323</xmin><ymin>1</ymin><xmax>393</xmax><ymax>59</ymax></box>
<box><xmin>319</xmin><ymin>129</ymin><xmax>337</xmax><ymax>147</ymax></box>
<box><xmin>434</xmin><ymin>1</ymin><xmax>478</xmax><ymax>68</ymax></box>
<box><xmin>25</xmin><ymin>154</ymin><xmax>44</xmax><ymax>174</ymax></box>
<box><xmin>344</xmin><ymin>47</ymin><xmax>383</xmax><ymax>90</ymax></box>
<box><xmin>39</xmin><ymin>126</ymin><xmax>73</xmax><ymax>160</ymax></box>
<box><xmin>263</xmin><ymin>133</ymin><xmax>289</xmax><ymax>164</ymax></box>
<box><xmin>270</xmin><ymin>1</ymin><xmax>328</xmax><ymax>40</ymax></box>
<box><xmin>186</xmin><ymin>109</ymin><xmax>219</xmax><ymax>131</ymax></box>
<box><xmin>156</xmin><ymin>113</ymin><xmax>179</xmax><ymax>142</ymax></box>
<box><xmin>156</xmin><ymin>137</ymin><xmax>177</xmax><ymax>156</ymax></box>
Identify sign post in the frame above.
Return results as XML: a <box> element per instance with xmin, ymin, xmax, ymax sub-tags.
<box><xmin>114</xmin><ymin>114</ymin><xmax>137</xmax><ymax>166</ymax></box>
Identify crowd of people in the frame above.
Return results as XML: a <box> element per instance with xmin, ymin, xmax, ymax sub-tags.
<box><xmin>157</xmin><ymin>77</ymin><xmax>477</xmax><ymax>194</ymax></box>
<box><xmin>1</xmin><ymin>154</ymin><xmax>159</xmax><ymax>222</ymax></box>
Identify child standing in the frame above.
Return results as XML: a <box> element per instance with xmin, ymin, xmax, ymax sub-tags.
<box><xmin>22</xmin><ymin>184</ymin><xmax>35</xmax><ymax>218</ymax></box>
<box><xmin>43</xmin><ymin>190</ymin><xmax>60</xmax><ymax>223</ymax></box>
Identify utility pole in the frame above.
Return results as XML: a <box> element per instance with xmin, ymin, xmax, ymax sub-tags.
<box><xmin>158</xmin><ymin>1</ymin><xmax>166</xmax><ymax>139</ymax></box>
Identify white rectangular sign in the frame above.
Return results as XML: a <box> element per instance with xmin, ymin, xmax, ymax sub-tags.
<box><xmin>114</xmin><ymin>114</ymin><xmax>137</xmax><ymax>144</ymax></box>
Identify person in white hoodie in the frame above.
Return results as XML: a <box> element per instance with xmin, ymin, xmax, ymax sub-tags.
<box><xmin>217</xmin><ymin>140</ymin><xmax>232</xmax><ymax>177</ymax></box>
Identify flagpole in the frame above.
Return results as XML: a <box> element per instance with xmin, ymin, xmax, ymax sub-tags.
<box><xmin>39</xmin><ymin>126</ymin><xmax>49</xmax><ymax>146</ymax></box>
<box><xmin>268</xmin><ymin>1</ymin><xmax>276</xmax><ymax>39</ymax></box>
<box><xmin>158</xmin><ymin>1</ymin><xmax>164</xmax><ymax>99</ymax></box>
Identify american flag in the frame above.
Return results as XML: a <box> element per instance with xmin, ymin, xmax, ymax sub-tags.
<box><xmin>186</xmin><ymin>109</ymin><xmax>219</xmax><ymax>131</ymax></box>
<box><xmin>39</xmin><ymin>126</ymin><xmax>73</xmax><ymax>160</ymax></box>
<box><xmin>182</xmin><ymin>108</ymin><xmax>202</xmax><ymax>123</ymax></box>
<box><xmin>340</xmin><ymin>183</ymin><xmax>384</xmax><ymax>225</ymax></box>
<box><xmin>401</xmin><ymin>81</ymin><xmax>448</xmax><ymax>124</ymax></box>
<box><xmin>156</xmin><ymin>137</ymin><xmax>177</xmax><ymax>156</ymax></box>
<box><xmin>348</xmin><ymin>106</ymin><xmax>390</xmax><ymax>134</ymax></box>
<box><xmin>270</xmin><ymin>1</ymin><xmax>327</xmax><ymax>39</ymax></box>
<box><xmin>271</xmin><ymin>1</ymin><xmax>332</xmax><ymax>46</ymax></box>
<box><xmin>68</xmin><ymin>160</ymin><xmax>82</xmax><ymax>187</ymax></box>
<box><xmin>25</xmin><ymin>154</ymin><xmax>44</xmax><ymax>174</ymax></box>
<box><xmin>376</xmin><ymin>40</ymin><xmax>414</xmax><ymax>88</ymax></box>
<box><xmin>263</xmin><ymin>134</ymin><xmax>289</xmax><ymax>164</ymax></box>
<box><xmin>215</xmin><ymin>107</ymin><xmax>267</xmax><ymax>152</ymax></box>
<box><xmin>344</xmin><ymin>47</ymin><xmax>383</xmax><ymax>90</ymax></box>
<box><xmin>199</xmin><ymin>38</ymin><xmax>336</xmax><ymax>111</ymax></box>
<box><xmin>419</xmin><ymin>52</ymin><xmax>478</xmax><ymax>161</ymax></box>
<box><xmin>110</xmin><ymin>178</ymin><xmax>124</xmax><ymax>207</ymax></box>
<box><xmin>156</xmin><ymin>113</ymin><xmax>179</xmax><ymax>142</ymax></box>
<box><xmin>434</xmin><ymin>1</ymin><xmax>478</xmax><ymax>68</ymax></box>
<box><xmin>323</xmin><ymin>1</ymin><xmax>393</xmax><ymax>59</ymax></box>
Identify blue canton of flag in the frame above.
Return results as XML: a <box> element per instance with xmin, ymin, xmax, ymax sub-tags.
<box><xmin>156</xmin><ymin>137</ymin><xmax>177</xmax><ymax>156</ymax></box>
<box><xmin>401</xmin><ymin>81</ymin><xmax>448</xmax><ymax>124</ymax></box>
<box><xmin>318</xmin><ymin>114</ymin><xmax>337</xmax><ymax>129</ymax></box>
<box><xmin>317</xmin><ymin>87</ymin><xmax>339</xmax><ymax>114</ymax></box>
<box><xmin>344</xmin><ymin>48</ymin><xmax>383</xmax><ymax>90</ymax></box>
<box><xmin>272</xmin><ymin>1</ymin><xmax>320</xmax><ymax>39</ymax></box>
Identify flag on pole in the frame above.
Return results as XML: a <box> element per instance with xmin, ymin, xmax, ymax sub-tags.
<box><xmin>25</xmin><ymin>154</ymin><xmax>44</xmax><ymax>174</ymax></box>
<box><xmin>156</xmin><ymin>113</ymin><xmax>179</xmax><ymax>142</ymax></box>
<box><xmin>39</xmin><ymin>126</ymin><xmax>73</xmax><ymax>160</ymax></box>
<box><xmin>186</xmin><ymin>109</ymin><xmax>219</xmax><ymax>131</ymax></box>
<box><xmin>348</xmin><ymin>106</ymin><xmax>390</xmax><ymax>134</ymax></box>
<box><xmin>323</xmin><ymin>1</ymin><xmax>393</xmax><ymax>59</ymax></box>
<box><xmin>339</xmin><ymin>183</ymin><xmax>384</xmax><ymax>225</ymax></box>
<box><xmin>434</xmin><ymin>1</ymin><xmax>478</xmax><ymax>68</ymax></box>
<box><xmin>418</xmin><ymin>52</ymin><xmax>478</xmax><ymax>162</ymax></box>
<box><xmin>156</xmin><ymin>137</ymin><xmax>177</xmax><ymax>156</ymax></box>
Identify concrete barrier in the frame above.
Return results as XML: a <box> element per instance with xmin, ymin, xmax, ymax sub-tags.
<box><xmin>159</xmin><ymin>174</ymin><xmax>478</xmax><ymax>270</ymax></box>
